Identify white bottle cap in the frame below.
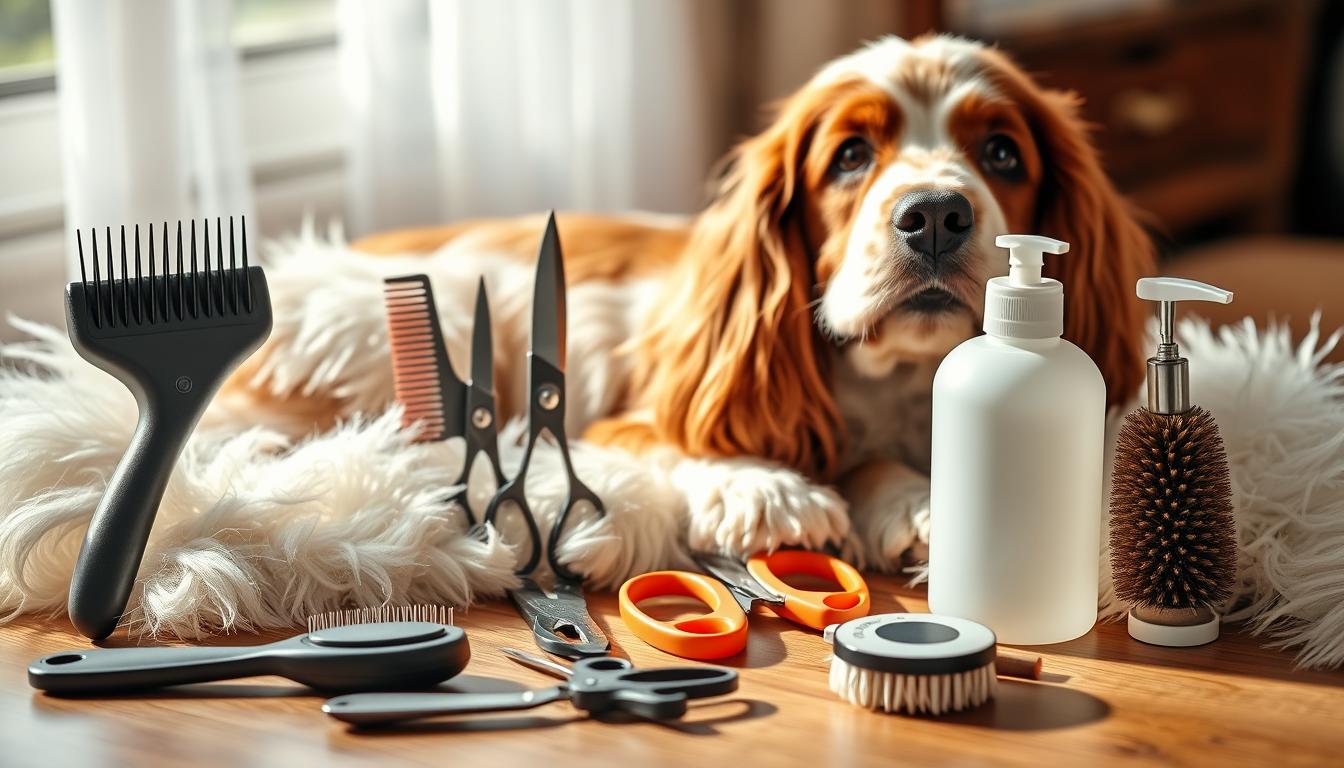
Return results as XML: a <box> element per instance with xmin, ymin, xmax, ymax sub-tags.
<box><xmin>984</xmin><ymin>234</ymin><xmax>1071</xmax><ymax>339</ymax></box>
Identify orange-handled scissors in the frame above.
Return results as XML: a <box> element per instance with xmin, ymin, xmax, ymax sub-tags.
<box><xmin>618</xmin><ymin>551</ymin><xmax>870</xmax><ymax>660</ymax></box>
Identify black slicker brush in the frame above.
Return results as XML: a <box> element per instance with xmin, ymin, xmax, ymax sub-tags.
<box><xmin>1108</xmin><ymin>277</ymin><xmax>1238</xmax><ymax>647</ymax></box>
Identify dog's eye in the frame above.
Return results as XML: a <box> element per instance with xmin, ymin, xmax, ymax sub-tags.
<box><xmin>981</xmin><ymin>134</ymin><xmax>1023</xmax><ymax>180</ymax></box>
<box><xmin>830</xmin><ymin>138</ymin><xmax>873</xmax><ymax>178</ymax></box>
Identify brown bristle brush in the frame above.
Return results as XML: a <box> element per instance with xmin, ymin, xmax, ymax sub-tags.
<box><xmin>1109</xmin><ymin>278</ymin><xmax>1238</xmax><ymax>647</ymax></box>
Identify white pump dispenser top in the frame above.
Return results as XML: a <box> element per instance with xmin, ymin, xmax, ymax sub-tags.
<box><xmin>983</xmin><ymin>234</ymin><xmax>1072</xmax><ymax>339</ymax></box>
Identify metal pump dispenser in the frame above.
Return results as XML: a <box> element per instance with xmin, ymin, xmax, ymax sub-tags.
<box><xmin>1136</xmin><ymin>278</ymin><xmax>1234</xmax><ymax>415</ymax></box>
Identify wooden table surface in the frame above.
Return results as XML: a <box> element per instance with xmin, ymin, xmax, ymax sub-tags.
<box><xmin>1</xmin><ymin>576</ymin><xmax>1341</xmax><ymax>767</ymax></box>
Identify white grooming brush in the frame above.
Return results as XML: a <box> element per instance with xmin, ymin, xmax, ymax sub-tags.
<box><xmin>824</xmin><ymin>613</ymin><xmax>1037</xmax><ymax>716</ymax></box>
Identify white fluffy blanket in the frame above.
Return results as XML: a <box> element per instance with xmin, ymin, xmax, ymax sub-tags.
<box><xmin>2</xmin><ymin>230</ymin><xmax>1341</xmax><ymax>669</ymax></box>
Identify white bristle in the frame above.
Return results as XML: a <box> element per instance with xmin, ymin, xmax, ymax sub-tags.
<box><xmin>306</xmin><ymin>604</ymin><xmax>453</xmax><ymax>633</ymax></box>
<box><xmin>828</xmin><ymin>655</ymin><xmax>997</xmax><ymax>715</ymax></box>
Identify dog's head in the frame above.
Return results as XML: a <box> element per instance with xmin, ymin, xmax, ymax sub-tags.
<box><xmin>642</xmin><ymin>35</ymin><xmax>1154</xmax><ymax>478</ymax></box>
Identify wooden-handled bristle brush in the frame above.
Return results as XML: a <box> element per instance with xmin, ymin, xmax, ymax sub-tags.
<box><xmin>65</xmin><ymin>218</ymin><xmax>272</xmax><ymax>642</ymax></box>
<box><xmin>1108</xmin><ymin>277</ymin><xmax>1238</xmax><ymax>647</ymax></box>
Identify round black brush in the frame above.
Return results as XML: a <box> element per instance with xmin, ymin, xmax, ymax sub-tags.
<box><xmin>1108</xmin><ymin>278</ymin><xmax>1238</xmax><ymax>647</ymax></box>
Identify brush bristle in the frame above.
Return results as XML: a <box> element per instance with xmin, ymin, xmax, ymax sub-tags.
<box><xmin>1109</xmin><ymin>406</ymin><xmax>1237</xmax><ymax>610</ymax></box>
<box><xmin>306</xmin><ymin>604</ymin><xmax>453</xmax><ymax>633</ymax></box>
<box><xmin>383</xmin><ymin>276</ymin><xmax>453</xmax><ymax>441</ymax></box>
<box><xmin>828</xmin><ymin>656</ymin><xmax>996</xmax><ymax>715</ymax></box>
<box><xmin>74</xmin><ymin>217</ymin><xmax>255</xmax><ymax>329</ymax></box>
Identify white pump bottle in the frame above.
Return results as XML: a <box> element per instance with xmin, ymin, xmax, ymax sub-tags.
<box><xmin>928</xmin><ymin>234</ymin><xmax>1106</xmax><ymax>645</ymax></box>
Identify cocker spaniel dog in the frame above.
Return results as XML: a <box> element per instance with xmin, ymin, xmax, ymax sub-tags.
<box><xmin>240</xmin><ymin>35</ymin><xmax>1153</xmax><ymax>568</ymax></box>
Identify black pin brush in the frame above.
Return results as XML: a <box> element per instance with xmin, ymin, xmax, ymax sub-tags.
<box><xmin>65</xmin><ymin>217</ymin><xmax>272</xmax><ymax>642</ymax></box>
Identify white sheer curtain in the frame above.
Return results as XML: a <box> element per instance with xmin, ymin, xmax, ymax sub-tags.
<box><xmin>339</xmin><ymin>0</ymin><xmax>725</xmax><ymax>235</ymax></box>
<box><xmin>51</xmin><ymin>0</ymin><xmax>252</xmax><ymax>280</ymax></box>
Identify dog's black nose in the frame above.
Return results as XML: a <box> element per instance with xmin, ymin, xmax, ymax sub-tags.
<box><xmin>891</xmin><ymin>189</ymin><xmax>974</xmax><ymax>262</ymax></box>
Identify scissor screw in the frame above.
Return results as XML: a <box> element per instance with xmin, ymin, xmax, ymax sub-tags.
<box><xmin>472</xmin><ymin>407</ymin><xmax>492</xmax><ymax>429</ymax></box>
<box><xmin>537</xmin><ymin>384</ymin><xmax>561</xmax><ymax>411</ymax></box>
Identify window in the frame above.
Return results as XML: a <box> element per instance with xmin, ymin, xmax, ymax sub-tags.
<box><xmin>0</xmin><ymin>0</ymin><xmax>337</xmax><ymax>95</ymax></box>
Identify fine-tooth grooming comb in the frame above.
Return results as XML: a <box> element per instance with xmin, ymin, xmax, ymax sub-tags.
<box><xmin>65</xmin><ymin>217</ymin><xmax>272</xmax><ymax>642</ymax></box>
<box><xmin>382</xmin><ymin>275</ymin><xmax>467</xmax><ymax>443</ymax></box>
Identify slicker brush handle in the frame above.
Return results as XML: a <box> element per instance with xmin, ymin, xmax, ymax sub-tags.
<box><xmin>68</xmin><ymin>389</ymin><xmax>207</xmax><ymax>641</ymax></box>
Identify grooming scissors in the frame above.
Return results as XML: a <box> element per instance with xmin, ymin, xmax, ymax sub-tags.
<box><xmin>446</xmin><ymin>279</ymin><xmax>506</xmax><ymax>522</ymax></box>
<box><xmin>322</xmin><ymin>647</ymin><xmax>738</xmax><ymax>726</ymax></box>
<box><xmin>619</xmin><ymin>551</ymin><xmax>871</xmax><ymax>660</ymax></box>
<box><xmin>483</xmin><ymin>212</ymin><xmax>608</xmax><ymax>659</ymax></box>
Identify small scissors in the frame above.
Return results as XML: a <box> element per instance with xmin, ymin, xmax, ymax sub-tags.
<box><xmin>446</xmin><ymin>278</ymin><xmax>506</xmax><ymax>523</ymax></box>
<box><xmin>483</xmin><ymin>212</ymin><xmax>608</xmax><ymax>659</ymax></box>
<box><xmin>322</xmin><ymin>647</ymin><xmax>739</xmax><ymax>727</ymax></box>
<box><xmin>619</xmin><ymin>550</ymin><xmax>871</xmax><ymax>660</ymax></box>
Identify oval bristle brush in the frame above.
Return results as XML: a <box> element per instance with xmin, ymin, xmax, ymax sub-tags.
<box><xmin>823</xmin><ymin>614</ymin><xmax>1043</xmax><ymax>716</ymax></box>
<box><xmin>65</xmin><ymin>218</ymin><xmax>272</xmax><ymax>642</ymax></box>
<box><xmin>1108</xmin><ymin>277</ymin><xmax>1238</xmax><ymax>647</ymax></box>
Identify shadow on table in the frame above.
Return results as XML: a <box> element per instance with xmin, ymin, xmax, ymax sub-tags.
<box><xmin>937</xmin><ymin>679</ymin><xmax>1110</xmax><ymax>731</ymax></box>
<box><xmin>337</xmin><ymin>697</ymin><xmax>775</xmax><ymax>736</ymax></box>
<box><xmin>1018</xmin><ymin>622</ymin><xmax>1344</xmax><ymax>690</ymax></box>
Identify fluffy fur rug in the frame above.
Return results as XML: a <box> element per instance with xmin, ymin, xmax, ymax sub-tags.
<box><xmin>1</xmin><ymin>226</ymin><xmax>1341</xmax><ymax>669</ymax></box>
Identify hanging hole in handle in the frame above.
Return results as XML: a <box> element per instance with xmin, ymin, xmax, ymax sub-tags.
<box><xmin>45</xmin><ymin>654</ymin><xmax>85</xmax><ymax>665</ymax></box>
<box><xmin>587</xmin><ymin>658</ymin><xmax>626</xmax><ymax>671</ymax></box>
<box><xmin>673</xmin><ymin>616</ymin><xmax>736</xmax><ymax>636</ymax></box>
<box><xmin>822</xmin><ymin>593</ymin><xmax>862</xmax><ymax>610</ymax></box>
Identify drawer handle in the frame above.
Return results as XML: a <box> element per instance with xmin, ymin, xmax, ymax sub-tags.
<box><xmin>1112</xmin><ymin>89</ymin><xmax>1190</xmax><ymax>137</ymax></box>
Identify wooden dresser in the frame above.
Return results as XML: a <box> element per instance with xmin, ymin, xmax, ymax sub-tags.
<box><xmin>949</xmin><ymin>0</ymin><xmax>1317</xmax><ymax>241</ymax></box>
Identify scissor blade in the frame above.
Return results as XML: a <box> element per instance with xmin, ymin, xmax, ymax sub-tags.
<box><xmin>500</xmin><ymin>647</ymin><xmax>573</xmax><ymax>680</ymax></box>
<box><xmin>530</xmin><ymin>211</ymin><xmax>565</xmax><ymax>370</ymax></box>
<box><xmin>694</xmin><ymin>553</ymin><xmax>786</xmax><ymax>607</ymax></box>
<box><xmin>470</xmin><ymin>277</ymin><xmax>494</xmax><ymax>393</ymax></box>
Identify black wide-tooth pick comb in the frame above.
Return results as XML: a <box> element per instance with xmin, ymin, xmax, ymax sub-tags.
<box><xmin>65</xmin><ymin>216</ymin><xmax>272</xmax><ymax>641</ymax></box>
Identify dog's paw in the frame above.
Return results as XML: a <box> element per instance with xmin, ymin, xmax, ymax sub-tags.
<box><xmin>671</xmin><ymin>458</ymin><xmax>850</xmax><ymax>555</ymax></box>
<box><xmin>840</xmin><ymin>461</ymin><xmax>930</xmax><ymax>571</ymax></box>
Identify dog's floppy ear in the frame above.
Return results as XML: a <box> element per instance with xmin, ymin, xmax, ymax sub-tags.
<box><xmin>986</xmin><ymin>51</ymin><xmax>1155</xmax><ymax>407</ymax></box>
<box><xmin>1031</xmin><ymin>91</ymin><xmax>1154</xmax><ymax>406</ymax></box>
<box><xmin>631</xmin><ymin>97</ymin><xmax>844</xmax><ymax>479</ymax></box>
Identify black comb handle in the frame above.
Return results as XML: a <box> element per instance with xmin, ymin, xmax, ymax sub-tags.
<box><xmin>65</xmin><ymin>221</ymin><xmax>271</xmax><ymax>641</ymax></box>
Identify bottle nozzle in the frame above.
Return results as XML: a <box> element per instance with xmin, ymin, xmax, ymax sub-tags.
<box><xmin>995</xmin><ymin>234</ymin><xmax>1069</xmax><ymax>287</ymax></box>
<box><xmin>1135</xmin><ymin>277</ymin><xmax>1234</xmax><ymax>414</ymax></box>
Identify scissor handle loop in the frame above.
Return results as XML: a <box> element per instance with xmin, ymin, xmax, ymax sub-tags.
<box><xmin>618</xmin><ymin>571</ymin><xmax>749</xmax><ymax>660</ymax></box>
<box><xmin>746</xmin><ymin>550</ymin><xmax>870</xmax><ymax>630</ymax></box>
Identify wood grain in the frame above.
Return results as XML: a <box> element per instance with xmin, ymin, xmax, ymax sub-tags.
<box><xmin>1</xmin><ymin>577</ymin><xmax>1340</xmax><ymax>767</ymax></box>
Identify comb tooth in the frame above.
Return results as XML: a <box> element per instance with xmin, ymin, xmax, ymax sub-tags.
<box><xmin>76</xmin><ymin>229</ymin><xmax>96</xmax><ymax>327</ymax></box>
<box><xmin>202</xmin><ymin>220</ymin><xmax>212</xmax><ymax>317</ymax></box>
<box><xmin>105</xmin><ymin>227</ymin><xmax>117</xmax><ymax>328</ymax></box>
<box><xmin>215</xmin><ymin>217</ymin><xmax>226</xmax><ymax>315</ymax></box>
<box><xmin>241</xmin><ymin>215</ymin><xmax>251</xmax><ymax>312</ymax></box>
<box><xmin>190</xmin><ymin>220</ymin><xmax>200</xmax><ymax>319</ymax></box>
<box><xmin>227</xmin><ymin>216</ymin><xmax>238</xmax><ymax>314</ymax></box>
<box><xmin>133</xmin><ymin>225</ymin><xmax>143</xmax><ymax>324</ymax></box>
<box><xmin>176</xmin><ymin>221</ymin><xmax>185</xmax><ymax>321</ymax></box>
<box><xmin>161</xmin><ymin>222</ymin><xmax>169</xmax><ymax>320</ymax></box>
<box><xmin>91</xmin><ymin>229</ymin><xmax>103</xmax><ymax>328</ymax></box>
<box><xmin>147</xmin><ymin>224</ymin><xmax>156</xmax><ymax>323</ymax></box>
<box><xmin>119</xmin><ymin>226</ymin><xmax>131</xmax><ymax>326</ymax></box>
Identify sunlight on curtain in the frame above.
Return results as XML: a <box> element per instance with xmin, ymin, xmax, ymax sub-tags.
<box><xmin>341</xmin><ymin>0</ymin><xmax>723</xmax><ymax>234</ymax></box>
<box><xmin>51</xmin><ymin>0</ymin><xmax>252</xmax><ymax>279</ymax></box>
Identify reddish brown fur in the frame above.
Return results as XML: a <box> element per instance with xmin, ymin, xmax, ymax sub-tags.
<box><xmin>239</xmin><ymin>41</ymin><xmax>1153</xmax><ymax>477</ymax></box>
<box><xmin>976</xmin><ymin>47</ymin><xmax>1154</xmax><ymax>406</ymax></box>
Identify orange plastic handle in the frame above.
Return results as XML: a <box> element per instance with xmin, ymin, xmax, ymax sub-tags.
<box><xmin>746</xmin><ymin>550</ymin><xmax>870</xmax><ymax>629</ymax></box>
<box><xmin>618</xmin><ymin>571</ymin><xmax>749</xmax><ymax>660</ymax></box>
